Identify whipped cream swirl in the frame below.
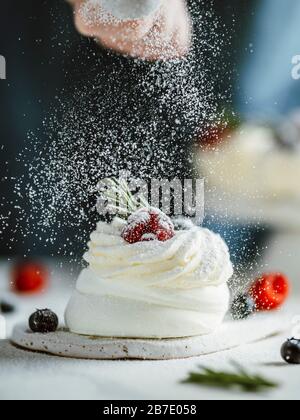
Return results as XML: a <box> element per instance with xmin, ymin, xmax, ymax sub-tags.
<box><xmin>76</xmin><ymin>218</ymin><xmax>233</xmax><ymax>311</ymax></box>
<box><xmin>66</xmin><ymin>218</ymin><xmax>233</xmax><ymax>338</ymax></box>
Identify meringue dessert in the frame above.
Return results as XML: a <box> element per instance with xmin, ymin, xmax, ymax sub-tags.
<box><xmin>198</xmin><ymin>122</ymin><xmax>300</xmax><ymax>202</ymax></box>
<box><xmin>65</xmin><ymin>206</ymin><xmax>233</xmax><ymax>339</ymax></box>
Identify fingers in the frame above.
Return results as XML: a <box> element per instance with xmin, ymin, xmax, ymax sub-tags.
<box><xmin>73</xmin><ymin>0</ymin><xmax>154</xmax><ymax>40</ymax></box>
<box><xmin>68</xmin><ymin>0</ymin><xmax>191</xmax><ymax>60</ymax></box>
<box><xmin>125</xmin><ymin>0</ymin><xmax>191</xmax><ymax>61</ymax></box>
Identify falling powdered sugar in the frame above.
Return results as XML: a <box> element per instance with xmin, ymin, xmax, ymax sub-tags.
<box><xmin>80</xmin><ymin>0</ymin><xmax>162</xmax><ymax>25</ymax></box>
<box><xmin>11</xmin><ymin>0</ymin><xmax>233</xmax><ymax>260</ymax></box>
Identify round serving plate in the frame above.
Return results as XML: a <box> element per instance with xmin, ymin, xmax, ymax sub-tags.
<box><xmin>11</xmin><ymin>311</ymin><xmax>290</xmax><ymax>360</ymax></box>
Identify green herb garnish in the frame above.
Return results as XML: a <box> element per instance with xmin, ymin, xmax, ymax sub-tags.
<box><xmin>98</xmin><ymin>177</ymin><xmax>149</xmax><ymax>217</ymax></box>
<box><xmin>182</xmin><ymin>363</ymin><xmax>278</xmax><ymax>393</ymax></box>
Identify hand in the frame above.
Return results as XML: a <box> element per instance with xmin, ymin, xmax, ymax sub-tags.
<box><xmin>67</xmin><ymin>0</ymin><xmax>191</xmax><ymax>61</ymax></box>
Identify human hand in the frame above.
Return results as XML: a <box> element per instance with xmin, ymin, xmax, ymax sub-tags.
<box><xmin>67</xmin><ymin>0</ymin><xmax>191</xmax><ymax>60</ymax></box>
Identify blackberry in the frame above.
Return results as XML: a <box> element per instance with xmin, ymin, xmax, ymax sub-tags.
<box><xmin>281</xmin><ymin>339</ymin><xmax>300</xmax><ymax>365</ymax></box>
<box><xmin>231</xmin><ymin>294</ymin><xmax>256</xmax><ymax>320</ymax></box>
<box><xmin>29</xmin><ymin>309</ymin><xmax>59</xmax><ymax>333</ymax></box>
<box><xmin>0</xmin><ymin>301</ymin><xmax>15</xmax><ymax>314</ymax></box>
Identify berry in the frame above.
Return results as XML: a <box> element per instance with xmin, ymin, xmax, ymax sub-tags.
<box><xmin>12</xmin><ymin>262</ymin><xmax>48</xmax><ymax>294</ymax></box>
<box><xmin>249</xmin><ymin>273</ymin><xmax>290</xmax><ymax>311</ymax></box>
<box><xmin>0</xmin><ymin>301</ymin><xmax>15</xmax><ymax>314</ymax></box>
<box><xmin>121</xmin><ymin>207</ymin><xmax>175</xmax><ymax>244</ymax></box>
<box><xmin>29</xmin><ymin>309</ymin><xmax>59</xmax><ymax>333</ymax></box>
<box><xmin>196</xmin><ymin>126</ymin><xmax>231</xmax><ymax>150</ymax></box>
<box><xmin>231</xmin><ymin>294</ymin><xmax>256</xmax><ymax>320</ymax></box>
<box><xmin>281</xmin><ymin>339</ymin><xmax>300</xmax><ymax>365</ymax></box>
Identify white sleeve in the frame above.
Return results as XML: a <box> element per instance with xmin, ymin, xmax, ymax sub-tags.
<box><xmin>100</xmin><ymin>0</ymin><xmax>162</xmax><ymax>20</ymax></box>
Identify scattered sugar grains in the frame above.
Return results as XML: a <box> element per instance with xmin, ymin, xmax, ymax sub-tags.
<box><xmin>80</xmin><ymin>0</ymin><xmax>162</xmax><ymax>23</ymax></box>
<box><xmin>12</xmin><ymin>0</ymin><xmax>233</xmax><ymax>260</ymax></box>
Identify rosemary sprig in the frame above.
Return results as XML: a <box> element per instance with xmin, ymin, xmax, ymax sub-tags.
<box><xmin>182</xmin><ymin>363</ymin><xmax>278</xmax><ymax>393</ymax></box>
<box><xmin>98</xmin><ymin>177</ymin><xmax>149</xmax><ymax>217</ymax></box>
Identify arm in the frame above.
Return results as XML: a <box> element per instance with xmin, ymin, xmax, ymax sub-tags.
<box><xmin>68</xmin><ymin>0</ymin><xmax>191</xmax><ymax>60</ymax></box>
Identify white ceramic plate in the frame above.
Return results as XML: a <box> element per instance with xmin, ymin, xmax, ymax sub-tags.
<box><xmin>11</xmin><ymin>311</ymin><xmax>290</xmax><ymax>360</ymax></box>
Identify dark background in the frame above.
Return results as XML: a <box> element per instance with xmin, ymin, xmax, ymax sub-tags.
<box><xmin>0</xmin><ymin>0</ymin><xmax>293</xmax><ymax>259</ymax></box>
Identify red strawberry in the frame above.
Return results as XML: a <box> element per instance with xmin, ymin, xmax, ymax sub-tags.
<box><xmin>249</xmin><ymin>273</ymin><xmax>290</xmax><ymax>311</ymax></box>
<box><xmin>12</xmin><ymin>262</ymin><xmax>49</xmax><ymax>294</ymax></box>
<box><xmin>196</xmin><ymin>126</ymin><xmax>232</xmax><ymax>151</ymax></box>
<box><xmin>121</xmin><ymin>207</ymin><xmax>175</xmax><ymax>244</ymax></box>
<box><xmin>156</xmin><ymin>229</ymin><xmax>173</xmax><ymax>242</ymax></box>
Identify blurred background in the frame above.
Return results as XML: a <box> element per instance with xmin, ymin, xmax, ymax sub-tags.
<box><xmin>0</xmin><ymin>0</ymin><xmax>300</xmax><ymax>302</ymax></box>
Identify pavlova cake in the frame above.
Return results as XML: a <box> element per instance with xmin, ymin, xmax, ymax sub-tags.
<box><xmin>198</xmin><ymin>113</ymin><xmax>300</xmax><ymax>202</ymax></box>
<box><xmin>196</xmin><ymin>113</ymin><xmax>300</xmax><ymax>227</ymax></box>
<box><xmin>65</xmin><ymin>182</ymin><xmax>233</xmax><ymax>339</ymax></box>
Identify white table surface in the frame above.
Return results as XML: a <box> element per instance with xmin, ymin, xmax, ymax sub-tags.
<box><xmin>0</xmin><ymin>233</ymin><xmax>300</xmax><ymax>400</ymax></box>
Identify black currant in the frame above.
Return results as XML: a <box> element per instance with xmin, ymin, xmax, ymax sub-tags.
<box><xmin>0</xmin><ymin>301</ymin><xmax>15</xmax><ymax>314</ymax></box>
<box><xmin>29</xmin><ymin>309</ymin><xmax>59</xmax><ymax>333</ymax></box>
<box><xmin>281</xmin><ymin>338</ymin><xmax>300</xmax><ymax>365</ymax></box>
<box><xmin>231</xmin><ymin>294</ymin><xmax>256</xmax><ymax>320</ymax></box>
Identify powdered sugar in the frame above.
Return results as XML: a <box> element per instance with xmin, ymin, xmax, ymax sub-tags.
<box><xmin>10</xmin><ymin>1</ymin><xmax>232</xmax><ymax>260</ymax></box>
<box><xmin>80</xmin><ymin>0</ymin><xmax>161</xmax><ymax>24</ymax></box>
<box><xmin>141</xmin><ymin>232</ymin><xmax>157</xmax><ymax>241</ymax></box>
<box><xmin>127</xmin><ymin>208</ymin><xmax>152</xmax><ymax>228</ymax></box>
<box><xmin>79</xmin><ymin>0</ymin><xmax>118</xmax><ymax>25</ymax></box>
